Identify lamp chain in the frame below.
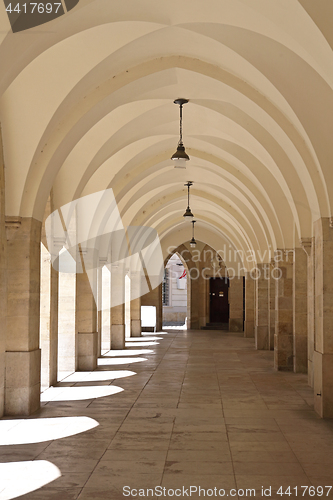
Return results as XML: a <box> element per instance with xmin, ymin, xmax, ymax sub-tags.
<box><xmin>179</xmin><ymin>104</ymin><xmax>183</xmax><ymax>145</ymax></box>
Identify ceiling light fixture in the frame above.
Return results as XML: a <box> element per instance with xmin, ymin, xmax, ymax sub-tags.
<box><xmin>171</xmin><ymin>98</ymin><xmax>189</xmax><ymax>168</ymax></box>
<box><xmin>190</xmin><ymin>220</ymin><xmax>197</xmax><ymax>248</ymax></box>
<box><xmin>183</xmin><ymin>181</ymin><xmax>194</xmax><ymax>219</ymax></box>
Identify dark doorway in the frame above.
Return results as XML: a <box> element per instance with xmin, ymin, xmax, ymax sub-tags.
<box><xmin>209</xmin><ymin>277</ymin><xmax>229</xmax><ymax>323</ymax></box>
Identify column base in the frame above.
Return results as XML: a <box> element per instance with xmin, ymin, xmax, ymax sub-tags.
<box><xmin>5</xmin><ymin>349</ymin><xmax>41</xmax><ymax>416</ymax></box>
<box><xmin>255</xmin><ymin>325</ymin><xmax>269</xmax><ymax>350</ymax></box>
<box><xmin>111</xmin><ymin>324</ymin><xmax>125</xmax><ymax>349</ymax></box>
<box><xmin>274</xmin><ymin>333</ymin><xmax>293</xmax><ymax>371</ymax></box>
<box><xmin>78</xmin><ymin>332</ymin><xmax>98</xmax><ymax>371</ymax></box>
<box><xmin>130</xmin><ymin>319</ymin><xmax>141</xmax><ymax>337</ymax></box>
<box><xmin>244</xmin><ymin>320</ymin><xmax>254</xmax><ymax>338</ymax></box>
<box><xmin>314</xmin><ymin>351</ymin><xmax>333</xmax><ymax>418</ymax></box>
<box><xmin>229</xmin><ymin>318</ymin><xmax>243</xmax><ymax>332</ymax></box>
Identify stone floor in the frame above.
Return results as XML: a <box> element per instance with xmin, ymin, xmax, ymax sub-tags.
<box><xmin>1</xmin><ymin>329</ymin><xmax>333</xmax><ymax>500</ymax></box>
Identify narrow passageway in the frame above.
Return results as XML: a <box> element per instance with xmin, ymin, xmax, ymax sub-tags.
<box><xmin>1</xmin><ymin>330</ymin><xmax>332</xmax><ymax>499</ymax></box>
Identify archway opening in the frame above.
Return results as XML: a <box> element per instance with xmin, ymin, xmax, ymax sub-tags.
<box><xmin>162</xmin><ymin>253</ymin><xmax>189</xmax><ymax>330</ymax></box>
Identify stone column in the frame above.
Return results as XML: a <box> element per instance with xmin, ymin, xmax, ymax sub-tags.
<box><xmin>58</xmin><ymin>265</ymin><xmax>77</xmax><ymax>377</ymax></box>
<box><xmin>111</xmin><ymin>264</ymin><xmax>125</xmax><ymax>349</ymax></box>
<box><xmin>130</xmin><ymin>271</ymin><xmax>141</xmax><ymax>337</ymax></box>
<box><xmin>190</xmin><ymin>273</ymin><xmax>200</xmax><ymax>329</ymax></box>
<box><xmin>274</xmin><ymin>250</ymin><xmax>293</xmax><ymax>371</ymax></box>
<box><xmin>40</xmin><ymin>243</ymin><xmax>58</xmax><ymax>390</ymax></box>
<box><xmin>76</xmin><ymin>256</ymin><xmax>98</xmax><ymax>370</ymax></box>
<box><xmin>5</xmin><ymin>217</ymin><xmax>42</xmax><ymax>416</ymax></box>
<box><xmin>313</xmin><ymin>218</ymin><xmax>333</xmax><ymax>418</ymax></box>
<box><xmin>268</xmin><ymin>263</ymin><xmax>276</xmax><ymax>350</ymax></box>
<box><xmin>101</xmin><ymin>264</ymin><xmax>111</xmax><ymax>350</ymax></box>
<box><xmin>96</xmin><ymin>266</ymin><xmax>102</xmax><ymax>357</ymax></box>
<box><xmin>0</xmin><ymin>135</ymin><xmax>6</xmax><ymax>417</ymax></box>
<box><xmin>229</xmin><ymin>277</ymin><xmax>244</xmax><ymax>332</ymax></box>
<box><xmin>40</xmin><ymin>196</ymin><xmax>58</xmax><ymax>391</ymax></box>
<box><xmin>244</xmin><ymin>273</ymin><xmax>255</xmax><ymax>338</ymax></box>
<box><xmin>293</xmin><ymin>247</ymin><xmax>308</xmax><ymax>373</ymax></box>
<box><xmin>255</xmin><ymin>263</ymin><xmax>269</xmax><ymax>349</ymax></box>
<box><xmin>305</xmin><ymin>238</ymin><xmax>315</xmax><ymax>387</ymax></box>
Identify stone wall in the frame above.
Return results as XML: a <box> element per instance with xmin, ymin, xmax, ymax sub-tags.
<box><xmin>0</xmin><ymin>128</ymin><xmax>6</xmax><ymax>417</ymax></box>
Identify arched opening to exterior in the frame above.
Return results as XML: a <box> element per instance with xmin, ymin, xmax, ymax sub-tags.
<box><xmin>162</xmin><ymin>253</ymin><xmax>189</xmax><ymax>329</ymax></box>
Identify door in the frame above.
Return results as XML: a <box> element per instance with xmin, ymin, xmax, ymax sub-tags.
<box><xmin>209</xmin><ymin>277</ymin><xmax>229</xmax><ymax>323</ymax></box>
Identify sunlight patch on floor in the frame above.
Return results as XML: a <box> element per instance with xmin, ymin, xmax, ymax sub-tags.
<box><xmin>41</xmin><ymin>385</ymin><xmax>123</xmax><ymax>402</ymax></box>
<box><xmin>126</xmin><ymin>336</ymin><xmax>163</xmax><ymax>341</ymax></box>
<box><xmin>0</xmin><ymin>416</ymin><xmax>98</xmax><ymax>445</ymax></box>
<box><xmin>0</xmin><ymin>461</ymin><xmax>61</xmax><ymax>500</ymax></box>
<box><xmin>125</xmin><ymin>341</ymin><xmax>159</xmax><ymax>347</ymax></box>
<box><xmin>103</xmin><ymin>349</ymin><xmax>153</xmax><ymax>356</ymax></box>
<box><xmin>63</xmin><ymin>370</ymin><xmax>136</xmax><ymax>382</ymax></box>
<box><xmin>97</xmin><ymin>357</ymin><xmax>147</xmax><ymax>365</ymax></box>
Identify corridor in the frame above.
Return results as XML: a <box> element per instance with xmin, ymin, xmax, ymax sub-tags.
<box><xmin>1</xmin><ymin>330</ymin><xmax>332</xmax><ymax>500</ymax></box>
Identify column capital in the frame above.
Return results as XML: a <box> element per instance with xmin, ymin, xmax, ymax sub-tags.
<box><xmin>5</xmin><ymin>216</ymin><xmax>21</xmax><ymax>228</ymax></box>
<box><xmin>300</xmin><ymin>237</ymin><xmax>312</xmax><ymax>256</ymax></box>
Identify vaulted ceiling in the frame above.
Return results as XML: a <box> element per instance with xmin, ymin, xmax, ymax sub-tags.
<box><xmin>0</xmin><ymin>0</ymin><xmax>332</xmax><ymax>268</ymax></box>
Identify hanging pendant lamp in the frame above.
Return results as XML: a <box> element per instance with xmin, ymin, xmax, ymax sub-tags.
<box><xmin>190</xmin><ymin>220</ymin><xmax>197</xmax><ymax>248</ymax></box>
<box><xmin>183</xmin><ymin>181</ymin><xmax>194</xmax><ymax>219</ymax></box>
<box><xmin>171</xmin><ymin>98</ymin><xmax>190</xmax><ymax>168</ymax></box>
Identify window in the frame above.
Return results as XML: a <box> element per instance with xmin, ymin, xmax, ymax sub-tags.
<box><xmin>162</xmin><ymin>269</ymin><xmax>169</xmax><ymax>306</ymax></box>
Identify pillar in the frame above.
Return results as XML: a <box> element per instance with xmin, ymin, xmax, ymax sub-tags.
<box><xmin>58</xmin><ymin>263</ymin><xmax>77</xmax><ymax>377</ymax></box>
<box><xmin>274</xmin><ymin>250</ymin><xmax>293</xmax><ymax>371</ymax></box>
<box><xmin>293</xmin><ymin>247</ymin><xmax>308</xmax><ymax>373</ymax></box>
<box><xmin>40</xmin><ymin>243</ymin><xmax>58</xmax><ymax>389</ymax></box>
<box><xmin>313</xmin><ymin>218</ymin><xmax>333</xmax><ymax>418</ymax></box>
<box><xmin>40</xmin><ymin>196</ymin><xmax>58</xmax><ymax>391</ymax></box>
<box><xmin>244</xmin><ymin>273</ymin><xmax>255</xmax><ymax>337</ymax></box>
<box><xmin>255</xmin><ymin>263</ymin><xmax>269</xmax><ymax>349</ymax></box>
<box><xmin>130</xmin><ymin>271</ymin><xmax>141</xmax><ymax>337</ymax></box>
<box><xmin>190</xmin><ymin>274</ymin><xmax>199</xmax><ymax>329</ymax></box>
<box><xmin>76</xmin><ymin>259</ymin><xmax>98</xmax><ymax>370</ymax></box>
<box><xmin>198</xmin><ymin>261</ymin><xmax>208</xmax><ymax>328</ymax></box>
<box><xmin>0</xmin><ymin>132</ymin><xmax>6</xmax><ymax>417</ymax></box>
<box><xmin>111</xmin><ymin>264</ymin><xmax>125</xmax><ymax>349</ymax></box>
<box><xmin>229</xmin><ymin>276</ymin><xmax>244</xmax><ymax>332</ymax></box>
<box><xmin>303</xmin><ymin>238</ymin><xmax>315</xmax><ymax>386</ymax></box>
<box><xmin>268</xmin><ymin>263</ymin><xmax>275</xmax><ymax>350</ymax></box>
<box><xmin>101</xmin><ymin>264</ymin><xmax>111</xmax><ymax>350</ymax></box>
<box><xmin>97</xmin><ymin>266</ymin><xmax>102</xmax><ymax>357</ymax></box>
<box><xmin>5</xmin><ymin>217</ymin><xmax>42</xmax><ymax>415</ymax></box>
